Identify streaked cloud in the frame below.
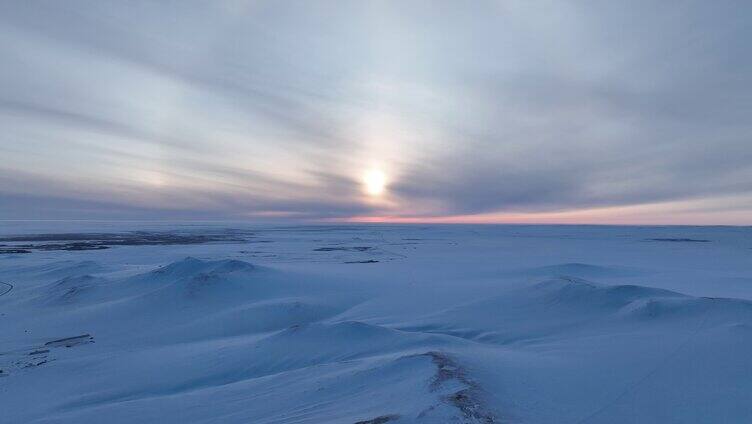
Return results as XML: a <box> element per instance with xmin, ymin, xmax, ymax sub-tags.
<box><xmin>1</xmin><ymin>1</ymin><xmax>750</xmax><ymax>223</ymax></box>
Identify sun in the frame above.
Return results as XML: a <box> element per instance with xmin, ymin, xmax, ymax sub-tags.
<box><xmin>363</xmin><ymin>169</ymin><xmax>387</xmax><ymax>196</ymax></box>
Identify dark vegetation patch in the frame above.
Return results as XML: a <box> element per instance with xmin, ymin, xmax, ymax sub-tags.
<box><xmin>344</xmin><ymin>260</ymin><xmax>379</xmax><ymax>264</ymax></box>
<box><xmin>11</xmin><ymin>243</ymin><xmax>110</xmax><ymax>251</ymax></box>
<box><xmin>314</xmin><ymin>246</ymin><xmax>373</xmax><ymax>252</ymax></box>
<box><xmin>0</xmin><ymin>230</ymin><xmax>254</xmax><ymax>253</ymax></box>
<box><xmin>647</xmin><ymin>238</ymin><xmax>710</xmax><ymax>243</ymax></box>
<box><xmin>0</xmin><ymin>248</ymin><xmax>32</xmax><ymax>254</ymax></box>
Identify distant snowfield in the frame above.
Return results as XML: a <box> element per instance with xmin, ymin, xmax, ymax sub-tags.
<box><xmin>1</xmin><ymin>223</ymin><xmax>751</xmax><ymax>423</ymax></box>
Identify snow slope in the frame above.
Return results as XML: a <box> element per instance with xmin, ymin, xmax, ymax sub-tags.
<box><xmin>1</xmin><ymin>223</ymin><xmax>751</xmax><ymax>423</ymax></box>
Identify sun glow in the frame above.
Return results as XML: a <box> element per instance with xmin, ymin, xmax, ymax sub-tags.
<box><xmin>363</xmin><ymin>169</ymin><xmax>387</xmax><ymax>196</ymax></box>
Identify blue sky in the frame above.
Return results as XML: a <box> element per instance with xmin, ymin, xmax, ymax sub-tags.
<box><xmin>1</xmin><ymin>1</ymin><xmax>751</xmax><ymax>224</ymax></box>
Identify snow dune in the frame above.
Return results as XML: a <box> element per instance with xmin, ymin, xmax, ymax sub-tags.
<box><xmin>1</xmin><ymin>224</ymin><xmax>751</xmax><ymax>423</ymax></box>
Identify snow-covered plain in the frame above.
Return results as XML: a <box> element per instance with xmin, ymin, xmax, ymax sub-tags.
<box><xmin>1</xmin><ymin>223</ymin><xmax>751</xmax><ymax>423</ymax></box>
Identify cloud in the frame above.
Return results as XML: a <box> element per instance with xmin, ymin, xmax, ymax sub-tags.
<box><xmin>1</xmin><ymin>1</ymin><xmax>751</xmax><ymax>223</ymax></box>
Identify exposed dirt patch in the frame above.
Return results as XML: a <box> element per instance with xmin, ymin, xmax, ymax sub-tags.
<box><xmin>45</xmin><ymin>334</ymin><xmax>94</xmax><ymax>348</ymax></box>
<box><xmin>420</xmin><ymin>351</ymin><xmax>497</xmax><ymax>423</ymax></box>
<box><xmin>0</xmin><ymin>281</ymin><xmax>12</xmax><ymax>297</ymax></box>
<box><xmin>353</xmin><ymin>414</ymin><xmax>400</xmax><ymax>424</ymax></box>
<box><xmin>2</xmin><ymin>334</ymin><xmax>94</xmax><ymax>374</ymax></box>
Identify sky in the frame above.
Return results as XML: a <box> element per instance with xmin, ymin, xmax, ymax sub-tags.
<box><xmin>1</xmin><ymin>1</ymin><xmax>751</xmax><ymax>224</ymax></box>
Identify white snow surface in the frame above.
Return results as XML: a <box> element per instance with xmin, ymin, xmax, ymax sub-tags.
<box><xmin>1</xmin><ymin>223</ymin><xmax>751</xmax><ymax>423</ymax></box>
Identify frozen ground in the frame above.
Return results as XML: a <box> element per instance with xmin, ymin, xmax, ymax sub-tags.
<box><xmin>1</xmin><ymin>222</ymin><xmax>751</xmax><ymax>423</ymax></box>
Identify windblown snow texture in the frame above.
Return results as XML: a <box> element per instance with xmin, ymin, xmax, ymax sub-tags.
<box><xmin>1</xmin><ymin>223</ymin><xmax>751</xmax><ymax>423</ymax></box>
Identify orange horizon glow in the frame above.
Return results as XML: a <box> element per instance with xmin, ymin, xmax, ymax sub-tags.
<box><xmin>330</xmin><ymin>199</ymin><xmax>752</xmax><ymax>226</ymax></box>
